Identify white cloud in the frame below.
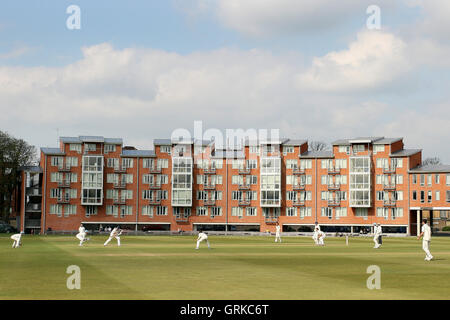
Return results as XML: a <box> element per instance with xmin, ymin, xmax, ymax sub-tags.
<box><xmin>296</xmin><ymin>30</ymin><xmax>411</xmax><ymax>91</ymax></box>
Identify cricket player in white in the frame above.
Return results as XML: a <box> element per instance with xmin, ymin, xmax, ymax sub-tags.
<box><xmin>373</xmin><ymin>223</ymin><xmax>382</xmax><ymax>249</ymax></box>
<box><xmin>104</xmin><ymin>226</ymin><xmax>122</xmax><ymax>246</ymax></box>
<box><xmin>418</xmin><ymin>219</ymin><xmax>433</xmax><ymax>261</ymax></box>
<box><xmin>195</xmin><ymin>231</ymin><xmax>210</xmax><ymax>249</ymax></box>
<box><xmin>275</xmin><ymin>222</ymin><xmax>282</xmax><ymax>243</ymax></box>
<box><xmin>312</xmin><ymin>226</ymin><xmax>325</xmax><ymax>245</ymax></box>
<box><xmin>76</xmin><ymin>224</ymin><xmax>87</xmax><ymax>246</ymax></box>
<box><xmin>314</xmin><ymin>222</ymin><xmax>321</xmax><ymax>232</ymax></box>
<box><xmin>11</xmin><ymin>232</ymin><xmax>23</xmax><ymax>248</ymax></box>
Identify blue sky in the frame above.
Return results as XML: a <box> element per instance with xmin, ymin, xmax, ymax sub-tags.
<box><xmin>1</xmin><ymin>0</ymin><xmax>450</xmax><ymax>162</ymax></box>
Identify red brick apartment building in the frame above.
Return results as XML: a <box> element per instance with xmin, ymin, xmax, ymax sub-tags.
<box><xmin>15</xmin><ymin>135</ymin><xmax>450</xmax><ymax>235</ymax></box>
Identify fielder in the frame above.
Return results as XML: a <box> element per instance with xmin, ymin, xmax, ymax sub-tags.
<box><xmin>314</xmin><ymin>222</ymin><xmax>321</xmax><ymax>232</ymax></box>
<box><xmin>11</xmin><ymin>232</ymin><xmax>23</xmax><ymax>248</ymax></box>
<box><xmin>312</xmin><ymin>227</ymin><xmax>325</xmax><ymax>246</ymax></box>
<box><xmin>373</xmin><ymin>223</ymin><xmax>382</xmax><ymax>249</ymax></box>
<box><xmin>104</xmin><ymin>226</ymin><xmax>122</xmax><ymax>246</ymax></box>
<box><xmin>275</xmin><ymin>222</ymin><xmax>282</xmax><ymax>243</ymax></box>
<box><xmin>195</xmin><ymin>231</ymin><xmax>211</xmax><ymax>249</ymax></box>
<box><xmin>418</xmin><ymin>219</ymin><xmax>433</xmax><ymax>261</ymax></box>
<box><xmin>76</xmin><ymin>224</ymin><xmax>89</xmax><ymax>246</ymax></box>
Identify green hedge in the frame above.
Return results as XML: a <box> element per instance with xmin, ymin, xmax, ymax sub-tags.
<box><xmin>442</xmin><ymin>226</ymin><xmax>450</xmax><ymax>231</ymax></box>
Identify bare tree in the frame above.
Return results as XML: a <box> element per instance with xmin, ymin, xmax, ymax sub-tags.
<box><xmin>422</xmin><ymin>157</ymin><xmax>442</xmax><ymax>166</ymax></box>
<box><xmin>0</xmin><ymin>131</ymin><xmax>36</xmax><ymax>223</ymax></box>
<box><xmin>309</xmin><ymin>141</ymin><xmax>329</xmax><ymax>151</ymax></box>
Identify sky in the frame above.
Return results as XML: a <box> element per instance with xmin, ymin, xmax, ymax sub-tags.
<box><xmin>1</xmin><ymin>0</ymin><xmax>450</xmax><ymax>161</ymax></box>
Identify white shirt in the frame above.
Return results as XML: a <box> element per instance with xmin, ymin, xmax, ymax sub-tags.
<box><xmin>314</xmin><ymin>224</ymin><xmax>320</xmax><ymax>232</ymax></box>
<box><xmin>198</xmin><ymin>232</ymin><xmax>208</xmax><ymax>241</ymax></box>
<box><xmin>276</xmin><ymin>226</ymin><xmax>281</xmax><ymax>234</ymax></box>
<box><xmin>111</xmin><ymin>228</ymin><xmax>120</xmax><ymax>237</ymax></box>
<box><xmin>374</xmin><ymin>226</ymin><xmax>382</xmax><ymax>236</ymax></box>
<box><xmin>422</xmin><ymin>224</ymin><xmax>431</xmax><ymax>241</ymax></box>
<box><xmin>79</xmin><ymin>226</ymin><xmax>86</xmax><ymax>234</ymax></box>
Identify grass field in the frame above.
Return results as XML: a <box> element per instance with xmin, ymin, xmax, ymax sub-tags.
<box><xmin>0</xmin><ymin>234</ymin><xmax>449</xmax><ymax>300</ymax></box>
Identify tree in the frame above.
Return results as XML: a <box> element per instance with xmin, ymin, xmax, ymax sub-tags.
<box><xmin>0</xmin><ymin>131</ymin><xmax>36</xmax><ymax>223</ymax></box>
<box><xmin>422</xmin><ymin>157</ymin><xmax>442</xmax><ymax>166</ymax></box>
<box><xmin>309</xmin><ymin>141</ymin><xmax>329</xmax><ymax>151</ymax></box>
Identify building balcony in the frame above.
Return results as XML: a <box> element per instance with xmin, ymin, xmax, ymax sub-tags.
<box><xmin>57</xmin><ymin>196</ymin><xmax>70</xmax><ymax>204</ymax></box>
<box><xmin>204</xmin><ymin>167</ymin><xmax>216</xmax><ymax>174</ymax></box>
<box><xmin>238</xmin><ymin>183</ymin><xmax>251</xmax><ymax>190</ymax></box>
<box><xmin>384</xmin><ymin>200</ymin><xmax>396</xmax><ymax>207</ymax></box>
<box><xmin>25</xmin><ymin>204</ymin><xmax>41</xmax><ymax>212</ymax></box>
<box><xmin>238</xmin><ymin>167</ymin><xmax>250</xmax><ymax>174</ymax></box>
<box><xmin>328</xmin><ymin>199</ymin><xmax>341</xmax><ymax>206</ymax></box>
<box><xmin>203</xmin><ymin>184</ymin><xmax>216</xmax><ymax>190</ymax></box>
<box><xmin>113</xmin><ymin>197</ymin><xmax>126</xmax><ymax>205</ymax></box>
<box><xmin>204</xmin><ymin>199</ymin><xmax>216</xmax><ymax>206</ymax></box>
<box><xmin>25</xmin><ymin>219</ymin><xmax>41</xmax><ymax>228</ymax></box>
<box><xmin>26</xmin><ymin>187</ymin><xmax>42</xmax><ymax>196</ymax></box>
<box><xmin>114</xmin><ymin>165</ymin><xmax>127</xmax><ymax>173</ymax></box>
<box><xmin>149</xmin><ymin>183</ymin><xmax>161</xmax><ymax>189</ymax></box>
<box><xmin>293</xmin><ymin>183</ymin><xmax>306</xmax><ymax>190</ymax></box>
<box><xmin>293</xmin><ymin>200</ymin><xmax>305</xmax><ymax>207</ymax></box>
<box><xmin>264</xmin><ymin>216</ymin><xmax>279</xmax><ymax>224</ymax></box>
<box><xmin>175</xmin><ymin>216</ymin><xmax>189</xmax><ymax>223</ymax></box>
<box><xmin>328</xmin><ymin>183</ymin><xmax>340</xmax><ymax>191</ymax></box>
<box><xmin>293</xmin><ymin>167</ymin><xmax>305</xmax><ymax>175</ymax></box>
<box><xmin>383</xmin><ymin>167</ymin><xmax>396</xmax><ymax>174</ymax></box>
<box><xmin>383</xmin><ymin>183</ymin><xmax>396</xmax><ymax>190</ymax></box>
<box><xmin>328</xmin><ymin>167</ymin><xmax>340</xmax><ymax>174</ymax></box>
<box><xmin>238</xmin><ymin>199</ymin><xmax>250</xmax><ymax>206</ymax></box>
<box><xmin>58</xmin><ymin>164</ymin><xmax>72</xmax><ymax>172</ymax></box>
<box><xmin>149</xmin><ymin>198</ymin><xmax>161</xmax><ymax>205</ymax></box>
<box><xmin>81</xmin><ymin>197</ymin><xmax>102</xmax><ymax>205</ymax></box>
<box><xmin>113</xmin><ymin>181</ymin><xmax>126</xmax><ymax>189</ymax></box>
<box><xmin>150</xmin><ymin>166</ymin><xmax>162</xmax><ymax>174</ymax></box>
<box><xmin>57</xmin><ymin>180</ymin><xmax>71</xmax><ymax>188</ymax></box>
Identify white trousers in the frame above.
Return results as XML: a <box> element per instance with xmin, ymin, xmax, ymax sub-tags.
<box><xmin>422</xmin><ymin>240</ymin><xmax>433</xmax><ymax>260</ymax></box>
<box><xmin>76</xmin><ymin>233</ymin><xmax>86</xmax><ymax>245</ymax></box>
<box><xmin>196</xmin><ymin>239</ymin><xmax>210</xmax><ymax>249</ymax></box>
<box><xmin>373</xmin><ymin>236</ymin><xmax>380</xmax><ymax>248</ymax></box>
<box><xmin>11</xmin><ymin>235</ymin><xmax>21</xmax><ymax>248</ymax></box>
<box><xmin>104</xmin><ymin>236</ymin><xmax>121</xmax><ymax>246</ymax></box>
<box><xmin>275</xmin><ymin>233</ymin><xmax>281</xmax><ymax>242</ymax></box>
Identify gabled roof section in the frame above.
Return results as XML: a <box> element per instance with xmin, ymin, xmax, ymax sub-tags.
<box><xmin>282</xmin><ymin>139</ymin><xmax>308</xmax><ymax>147</ymax></box>
<box><xmin>41</xmin><ymin>147</ymin><xmax>65</xmax><ymax>155</ymax></box>
<box><xmin>409</xmin><ymin>164</ymin><xmax>450</xmax><ymax>173</ymax></box>
<box><xmin>390</xmin><ymin>149</ymin><xmax>421</xmax><ymax>157</ymax></box>
<box><xmin>373</xmin><ymin>137</ymin><xmax>403</xmax><ymax>145</ymax></box>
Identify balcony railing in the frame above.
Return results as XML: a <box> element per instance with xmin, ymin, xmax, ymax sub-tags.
<box><xmin>175</xmin><ymin>215</ymin><xmax>189</xmax><ymax>222</ymax></box>
<box><xmin>204</xmin><ymin>167</ymin><xmax>216</xmax><ymax>174</ymax></box>
<box><xmin>383</xmin><ymin>167</ymin><xmax>396</xmax><ymax>174</ymax></box>
<box><xmin>57</xmin><ymin>196</ymin><xmax>70</xmax><ymax>204</ymax></box>
<box><xmin>328</xmin><ymin>167</ymin><xmax>340</xmax><ymax>174</ymax></box>
<box><xmin>25</xmin><ymin>219</ymin><xmax>41</xmax><ymax>228</ymax></box>
<box><xmin>114</xmin><ymin>165</ymin><xmax>127</xmax><ymax>173</ymax></box>
<box><xmin>113</xmin><ymin>181</ymin><xmax>126</xmax><ymax>189</ymax></box>
<box><xmin>204</xmin><ymin>199</ymin><xmax>216</xmax><ymax>206</ymax></box>
<box><xmin>149</xmin><ymin>198</ymin><xmax>161</xmax><ymax>205</ymax></box>
<box><xmin>328</xmin><ymin>199</ymin><xmax>341</xmax><ymax>206</ymax></box>
<box><xmin>26</xmin><ymin>187</ymin><xmax>42</xmax><ymax>196</ymax></box>
<box><xmin>238</xmin><ymin>167</ymin><xmax>250</xmax><ymax>174</ymax></box>
<box><xmin>150</xmin><ymin>166</ymin><xmax>162</xmax><ymax>174</ymax></box>
<box><xmin>293</xmin><ymin>167</ymin><xmax>305</xmax><ymax>175</ymax></box>
<box><xmin>264</xmin><ymin>216</ymin><xmax>279</xmax><ymax>224</ymax></box>
<box><xmin>293</xmin><ymin>200</ymin><xmax>305</xmax><ymax>206</ymax></box>
<box><xmin>293</xmin><ymin>183</ymin><xmax>306</xmax><ymax>190</ymax></box>
<box><xmin>58</xmin><ymin>163</ymin><xmax>72</xmax><ymax>172</ymax></box>
<box><xmin>81</xmin><ymin>197</ymin><xmax>102</xmax><ymax>205</ymax></box>
<box><xmin>113</xmin><ymin>197</ymin><xmax>126</xmax><ymax>205</ymax></box>
<box><xmin>384</xmin><ymin>200</ymin><xmax>396</xmax><ymax>207</ymax></box>
<box><xmin>383</xmin><ymin>183</ymin><xmax>396</xmax><ymax>190</ymax></box>
<box><xmin>204</xmin><ymin>183</ymin><xmax>216</xmax><ymax>190</ymax></box>
<box><xmin>149</xmin><ymin>182</ymin><xmax>162</xmax><ymax>189</ymax></box>
<box><xmin>238</xmin><ymin>199</ymin><xmax>250</xmax><ymax>206</ymax></box>
<box><xmin>238</xmin><ymin>183</ymin><xmax>251</xmax><ymax>190</ymax></box>
<box><xmin>25</xmin><ymin>204</ymin><xmax>41</xmax><ymax>212</ymax></box>
<box><xmin>328</xmin><ymin>183</ymin><xmax>341</xmax><ymax>190</ymax></box>
<box><xmin>57</xmin><ymin>180</ymin><xmax>71</xmax><ymax>188</ymax></box>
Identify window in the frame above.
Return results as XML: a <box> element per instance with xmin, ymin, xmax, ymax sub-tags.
<box><xmin>66</xmin><ymin>157</ymin><xmax>78</xmax><ymax>167</ymax></box>
<box><xmin>142</xmin><ymin>190</ymin><xmax>152</xmax><ymax>200</ymax></box>
<box><xmin>447</xmin><ymin>174</ymin><xmax>450</xmax><ymax>186</ymax></box>
<box><xmin>377</xmin><ymin>208</ymin><xmax>389</xmax><ymax>219</ymax></box>
<box><xmin>286</xmin><ymin>159</ymin><xmax>297</xmax><ymax>169</ymax></box>
<box><xmin>160</xmin><ymin>146</ymin><xmax>171</xmax><ymax>154</ymax></box>
<box><xmin>412</xmin><ymin>191</ymin><xmax>417</xmax><ymax>201</ymax></box>
<box><xmin>51</xmin><ymin>157</ymin><xmax>64</xmax><ymax>166</ymax></box>
<box><xmin>85</xmin><ymin>206</ymin><xmax>98</xmax><ymax>217</ymax></box>
<box><xmin>447</xmin><ymin>191</ymin><xmax>450</xmax><ymax>203</ymax></box>
<box><xmin>196</xmin><ymin>207</ymin><xmax>208</xmax><ymax>216</ymax></box>
<box><xmin>436</xmin><ymin>191</ymin><xmax>440</xmax><ymax>201</ymax></box>
<box><xmin>321</xmin><ymin>207</ymin><xmax>332</xmax><ymax>219</ymax></box>
<box><xmin>335</xmin><ymin>207</ymin><xmax>347</xmax><ymax>218</ymax></box>
<box><xmin>246</xmin><ymin>159</ymin><xmax>257</xmax><ymax>169</ymax></box>
<box><xmin>373</xmin><ymin>145</ymin><xmax>385</xmax><ymax>154</ymax></box>
<box><xmin>299</xmin><ymin>207</ymin><xmax>312</xmax><ymax>218</ymax></box>
<box><xmin>210</xmin><ymin>207</ymin><xmax>222</xmax><ymax>217</ymax></box>
<box><xmin>352</xmin><ymin>144</ymin><xmax>365</xmax><ymax>153</ymax></box>
<box><xmin>249</xmin><ymin>146</ymin><xmax>259</xmax><ymax>154</ymax></box>
<box><xmin>412</xmin><ymin>174</ymin><xmax>417</xmax><ymax>184</ymax></box>
<box><xmin>321</xmin><ymin>159</ymin><xmax>333</xmax><ymax>169</ymax></box>
<box><xmin>300</xmin><ymin>159</ymin><xmax>312</xmax><ymax>169</ymax></box>
<box><xmin>70</xmin><ymin>144</ymin><xmax>82</xmax><ymax>153</ymax></box>
<box><xmin>232</xmin><ymin>191</ymin><xmax>243</xmax><ymax>201</ymax></box>
<box><xmin>392</xmin><ymin>208</ymin><xmax>403</xmax><ymax>220</ymax></box>
<box><xmin>338</xmin><ymin>146</ymin><xmax>350</xmax><ymax>154</ymax></box>
<box><xmin>245</xmin><ymin>207</ymin><xmax>257</xmax><ymax>216</ymax></box>
<box><xmin>85</xmin><ymin>143</ymin><xmax>96</xmax><ymax>151</ymax></box>
<box><xmin>156</xmin><ymin>206</ymin><xmax>168</xmax><ymax>216</ymax></box>
<box><xmin>64</xmin><ymin>205</ymin><xmax>77</xmax><ymax>216</ymax></box>
<box><xmin>286</xmin><ymin>191</ymin><xmax>296</xmax><ymax>201</ymax></box>
<box><xmin>435</xmin><ymin>174</ymin><xmax>440</xmax><ymax>184</ymax></box>
<box><xmin>283</xmin><ymin>146</ymin><xmax>294</xmax><ymax>154</ymax></box>
<box><xmin>420</xmin><ymin>191</ymin><xmax>425</xmax><ymax>203</ymax></box>
<box><xmin>158</xmin><ymin>159</ymin><xmax>169</xmax><ymax>168</ymax></box>
<box><xmin>428</xmin><ymin>191</ymin><xmax>432</xmax><ymax>203</ymax></box>
<box><xmin>355</xmin><ymin>208</ymin><xmax>368</xmax><ymax>219</ymax></box>
<box><xmin>50</xmin><ymin>204</ymin><xmax>62</xmax><ymax>217</ymax></box>
<box><xmin>122</xmin><ymin>158</ymin><xmax>133</xmax><ymax>169</ymax></box>
<box><xmin>286</xmin><ymin>207</ymin><xmax>297</xmax><ymax>217</ymax></box>
<box><xmin>420</xmin><ymin>174</ymin><xmax>425</xmax><ymax>186</ymax></box>
<box><xmin>142</xmin><ymin>206</ymin><xmax>153</xmax><ymax>217</ymax></box>
<box><xmin>232</xmin><ymin>207</ymin><xmax>244</xmax><ymax>217</ymax></box>
<box><xmin>427</xmin><ymin>174</ymin><xmax>432</xmax><ymax>186</ymax></box>
<box><xmin>104</xmin><ymin>144</ymin><xmax>116</xmax><ymax>153</ymax></box>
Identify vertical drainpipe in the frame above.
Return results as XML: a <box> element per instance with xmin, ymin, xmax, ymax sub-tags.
<box><xmin>42</xmin><ymin>155</ymin><xmax>47</xmax><ymax>235</ymax></box>
<box><xmin>135</xmin><ymin>156</ymin><xmax>139</xmax><ymax>234</ymax></box>
<box><xmin>315</xmin><ymin>158</ymin><xmax>317</xmax><ymax>223</ymax></box>
<box><xmin>407</xmin><ymin>157</ymin><xmax>410</xmax><ymax>236</ymax></box>
<box><xmin>225</xmin><ymin>157</ymin><xmax>228</xmax><ymax>234</ymax></box>
<box><xmin>21</xmin><ymin>171</ymin><xmax>26</xmax><ymax>233</ymax></box>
